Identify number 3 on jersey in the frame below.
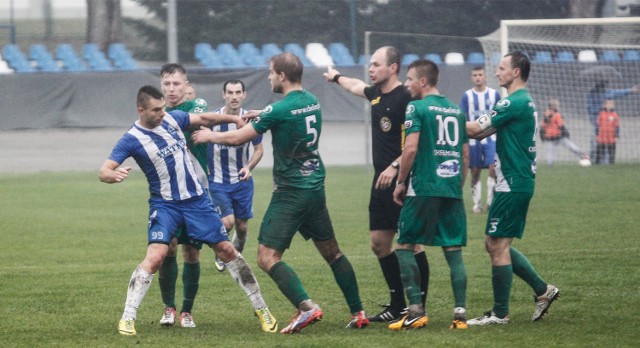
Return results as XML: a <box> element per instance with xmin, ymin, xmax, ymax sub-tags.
<box><xmin>306</xmin><ymin>115</ymin><xmax>318</xmax><ymax>147</ymax></box>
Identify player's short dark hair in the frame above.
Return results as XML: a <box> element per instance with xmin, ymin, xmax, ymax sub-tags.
<box><xmin>137</xmin><ymin>85</ymin><xmax>164</xmax><ymax>108</ymax></box>
<box><xmin>506</xmin><ymin>50</ymin><xmax>530</xmax><ymax>82</ymax></box>
<box><xmin>408</xmin><ymin>59</ymin><xmax>439</xmax><ymax>87</ymax></box>
<box><xmin>223</xmin><ymin>79</ymin><xmax>246</xmax><ymax>92</ymax></box>
<box><xmin>270</xmin><ymin>52</ymin><xmax>303</xmax><ymax>84</ymax></box>
<box><xmin>381</xmin><ymin>46</ymin><xmax>401</xmax><ymax>73</ymax></box>
<box><xmin>472</xmin><ymin>65</ymin><xmax>485</xmax><ymax>72</ymax></box>
<box><xmin>160</xmin><ymin>63</ymin><xmax>187</xmax><ymax>77</ymax></box>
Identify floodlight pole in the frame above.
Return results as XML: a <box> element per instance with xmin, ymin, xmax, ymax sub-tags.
<box><xmin>363</xmin><ymin>31</ymin><xmax>372</xmax><ymax>170</ymax></box>
<box><xmin>167</xmin><ymin>0</ymin><xmax>178</xmax><ymax>63</ymax></box>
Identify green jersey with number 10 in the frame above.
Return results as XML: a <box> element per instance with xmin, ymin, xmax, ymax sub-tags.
<box><xmin>404</xmin><ymin>95</ymin><xmax>468</xmax><ymax>199</ymax></box>
<box><xmin>251</xmin><ymin>90</ymin><xmax>325</xmax><ymax>190</ymax></box>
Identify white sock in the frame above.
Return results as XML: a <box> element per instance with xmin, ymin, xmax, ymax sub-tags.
<box><xmin>226</xmin><ymin>253</ymin><xmax>267</xmax><ymax>310</ymax></box>
<box><xmin>472</xmin><ymin>181</ymin><xmax>481</xmax><ymax>207</ymax></box>
<box><xmin>486</xmin><ymin>176</ymin><xmax>496</xmax><ymax>207</ymax></box>
<box><xmin>122</xmin><ymin>267</ymin><xmax>154</xmax><ymax>320</ymax></box>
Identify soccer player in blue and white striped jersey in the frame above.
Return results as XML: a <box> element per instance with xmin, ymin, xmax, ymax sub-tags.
<box><xmin>100</xmin><ymin>86</ymin><xmax>278</xmax><ymax>335</ymax></box>
<box><xmin>208</xmin><ymin>80</ymin><xmax>264</xmax><ymax>272</ymax></box>
<box><xmin>460</xmin><ymin>66</ymin><xmax>501</xmax><ymax>214</ymax></box>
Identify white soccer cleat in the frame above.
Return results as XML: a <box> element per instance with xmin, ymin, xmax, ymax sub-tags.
<box><xmin>467</xmin><ymin>311</ymin><xmax>510</xmax><ymax>326</ymax></box>
<box><xmin>160</xmin><ymin>306</ymin><xmax>176</xmax><ymax>326</ymax></box>
<box><xmin>532</xmin><ymin>285</ymin><xmax>560</xmax><ymax>321</ymax></box>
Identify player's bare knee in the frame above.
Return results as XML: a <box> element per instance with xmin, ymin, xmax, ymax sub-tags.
<box><xmin>211</xmin><ymin>241</ymin><xmax>237</xmax><ymax>263</ymax></box>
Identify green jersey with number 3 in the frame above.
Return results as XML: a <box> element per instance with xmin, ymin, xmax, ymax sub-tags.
<box><xmin>251</xmin><ymin>90</ymin><xmax>325</xmax><ymax>190</ymax></box>
<box><xmin>490</xmin><ymin>88</ymin><xmax>537</xmax><ymax>193</ymax></box>
<box><xmin>404</xmin><ymin>95</ymin><xmax>468</xmax><ymax>199</ymax></box>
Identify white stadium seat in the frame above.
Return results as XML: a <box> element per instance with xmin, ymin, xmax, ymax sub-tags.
<box><xmin>444</xmin><ymin>52</ymin><xmax>465</xmax><ymax>65</ymax></box>
<box><xmin>305</xmin><ymin>43</ymin><xmax>334</xmax><ymax>67</ymax></box>
<box><xmin>578</xmin><ymin>50</ymin><xmax>597</xmax><ymax>63</ymax></box>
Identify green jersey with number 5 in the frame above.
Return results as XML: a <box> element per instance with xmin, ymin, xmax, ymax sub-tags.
<box><xmin>251</xmin><ymin>89</ymin><xmax>325</xmax><ymax>190</ymax></box>
<box><xmin>490</xmin><ymin>88</ymin><xmax>537</xmax><ymax>193</ymax></box>
<box><xmin>404</xmin><ymin>94</ymin><xmax>468</xmax><ymax>199</ymax></box>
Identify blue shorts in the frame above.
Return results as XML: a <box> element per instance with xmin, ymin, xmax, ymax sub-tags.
<box><xmin>209</xmin><ymin>179</ymin><xmax>255</xmax><ymax>220</ymax></box>
<box><xmin>147</xmin><ymin>194</ymin><xmax>229</xmax><ymax>245</ymax></box>
<box><xmin>469</xmin><ymin>136</ymin><xmax>496</xmax><ymax>168</ymax></box>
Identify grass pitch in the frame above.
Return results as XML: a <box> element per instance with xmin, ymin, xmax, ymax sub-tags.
<box><xmin>1</xmin><ymin>164</ymin><xmax>638</xmax><ymax>347</ymax></box>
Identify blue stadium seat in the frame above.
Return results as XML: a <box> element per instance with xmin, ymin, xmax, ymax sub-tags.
<box><xmin>2</xmin><ymin>44</ymin><xmax>35</xmax><ymax>73</ymax></box>
<box><xmin>28</xmin><ymin>44</ymin><xmax>62</xmax><ymax>72</ymax></box>
<box><xmin>600</xmin><ymin>50</ymin><xmax>620</xmax><ymax>62</ymax></box>
<box><xmin>622</xmin><ymin>50</ymin><xmax>640</xmax><ymax>61</ymax></box>
<box><xmin>534</xmin><ymin>51</ymin><xmax>552</xmax><ymax>64</ymax></box>
<box><xmin>261</xmin><ymin>43</ymin><xmax>282</xmax><ymax>58</ymax></box>
<box><xmin>556</xmin><ymin>51</ymin><xmax>575</xmax><ymax>62</ymax></box>
<box><xmin>466</xmin><ymin>52</ymin><xmax>484</xmax><ymax>64</ymax></box>
<box><xmin>238</xmin><ymin>42</ymin><xmax>263</xmax><ymax>66</ymax></box>
<box><xmin>283</xmin><ymin>43</ymin><xmax>312</xmax><ymax>65</ymax></box>
<box><xmin>329</xmin><ymin>42</ymin><xmax>355</xmax><ymax>66</ymax></box>
<box><xmin>359</xmin><ymin>54</ymin><xmax>370</xmax><ymax>65</ymax></box>
<box><xmin>216</xmin><ymin>43</ymin><xmax>246</xmax><ymax>67</ymax></box>
<box><xmin>55</xmin><ymin>44</ymin><xmax>87</xmax><ymax>72</ymax></box>
<box><xmin>423</xmin><ymin>53</ymin><xmax>442</xmax><ymax>64</ymax></box>
<box><xmin>402</xmin><ymin>53</ymin><xmax>420</xmax><ymax>65</ymax></box>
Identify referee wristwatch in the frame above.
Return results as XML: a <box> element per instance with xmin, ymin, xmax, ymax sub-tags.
<box><xmin>391</xmin><ymin>161</ymin><xmax>399</xmax><ymax>169</ymax></box>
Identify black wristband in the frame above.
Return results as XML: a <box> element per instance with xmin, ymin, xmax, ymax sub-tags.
<box><xmin>332</xmin><ymin>74</ymin><xmax>343</xmax><ymax>83</ymax></box>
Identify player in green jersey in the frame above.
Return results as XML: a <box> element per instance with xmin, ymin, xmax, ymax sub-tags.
<box><xmin>466</xmin><ymin>51</ymin><xmax>560</xmax><ymax>326</ymax></box>
<box><xmin>192</xmin><ymin>52</ymin><xmax>369</xmax><ymax>333</ymax></box>
<box><xmin>389</xmin><ymin>59</ymin><xmax>470</xmax><ymax>331</ymax></box>
<box><xmin>157</xmin><ymin>63</ymin><xmax>210</xmax><ymax>328</ymax></box>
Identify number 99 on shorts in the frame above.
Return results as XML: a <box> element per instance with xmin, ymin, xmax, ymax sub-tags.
<box><xmin>151</xmin><ymin>231</ymin><xmax>165</xmax><ymax>240</ymax></box>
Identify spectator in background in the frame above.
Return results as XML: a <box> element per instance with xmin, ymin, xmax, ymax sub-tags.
<box><xmin>595</xmin><ymin>99</ymin><xmax>620</xmax><ymax>164</ymax></box>
<box><xmin>540</xmin><ymin>98</ymin><xmax>588</xmax><ymax>166</ymax></box>
<box><xmin>585</xmin><ymin>81</ymin><xmax>638</xmax><ymax>158</ymax></box>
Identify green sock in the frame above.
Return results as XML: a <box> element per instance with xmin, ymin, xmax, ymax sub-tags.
<box><xmin>444</xmin><ymin>249</ymin><xmax>467</xmax><ymax>308</ymax></box>
<box><xmin>396</xmin><ymin>249</ymin><xmax>422</xmax><ymax>305</ymax></box>
<box><xmin>414</xmin><ymin>251</ymin><xmax>429</xmax><ymax>307</ymax></box>
<box><xmin>268</xmin><ymin>261</ymin><xmax>310</xmax><ymax>308</ymax></box>
<box><xmin>330</xmin><ymin>255</ymin><xmax>363</xmax><ymax>313</ymax></box>
<box><xmin>158</xmin><ymin>256</ymin><xmax>177</xmax><ymax>309</ymax></box>
<box><xmin>181</xmin><ymin>262</ymin><xmax>200</xmax><ymax>313</ymax></box>
<box><xmin>492</xmin><ymin>265</ymin><xmax>512</xmax><ymax>318</ymax></box>
<box><xmin>510</xmin><ymin>247</ymin><xmax>547</xmax><ymax>295</ymax></box>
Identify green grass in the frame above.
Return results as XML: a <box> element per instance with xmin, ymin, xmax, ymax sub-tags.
<box><xmin>1</xmin><ymin>164</ymin><xmax>639</xmax><ymax>347</ymax></box>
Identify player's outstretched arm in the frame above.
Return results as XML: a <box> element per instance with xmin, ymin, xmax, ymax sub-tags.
<box><xmin>192</xmin><ymin>124</ymin><xmax>259</xmax><ymax>147</ymax></box>
<box><xmin>323</xmin><ymin>66</ymin><xmax>367</xmax><ymax>98</ymax></box>
<box><xmin>190</xmin><ymin>112</ymin><xmax>245</xmax><ymax>129</ymax></box>
<box><xmin>99</xmin><ymin>159</ymin><xmax>131</xmax><ymax>184</ymax></box>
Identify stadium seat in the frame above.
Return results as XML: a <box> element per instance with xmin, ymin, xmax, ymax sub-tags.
<box><xmin>261</xmin><ymin>43</ymin><xmax>282</xmax><ymax>58</ymax></box>
<box><xmin>305</xmin><ymin>43</ymin><xmax>333</xmax><ymax>67</ymax></box>
<box><xmin>444</xmin><ymin>52</ymin><xmax>465</xmax><ymax>65</ymax></box>
<box><xmin>0</xmin><ymin>59</ymin><xmax>13</xmax><ymax>74</ymax></box>
<box><xmin>600</xmin><ymin>50</ymin><xmax>620</xmax><ymax>62</ymax></box>
<box><xmin>359</xmin><ymin>54</ymin><xmax>370</xmax><ymax>65</ymax></box>
<box><xmin>328</xmin><ymin>42</ymin><xmax>355</xmax><ymax>66</ymax></box>
<box><xmin>578</xmin><ymin>50</ymin><xmax>597</xmax><ymax>63</ymax></box>
<box><xmin>466</xmin><ymin>52</ymin><xmax>484</xmax><ymax>65</ymax></box>
<box><xmin>424</xmin><ymin>53</ymin><xmax>443</xmax><ymax>64</ymax></box>
<box><xmin>283</xmin><ymin>43</ymin><xmax>312</xmax><ymax>65</ymax></box>
<box><xmin>28</xmin><ymin>44</ymin><xmax>62</xmax><ymax>72</ymax></box>
<box><xmin>2</xmin><ymin>44</ymin><xmax>35</xmax><ymax>73</ymax></box>
<box><xmin>555</xmin><ymin>51</ymin><xmax>575</xmax><ymax>63</ymax></box>
<box><xmin>238</xmin><ymin>42</ymin><xmax>263</xmax><ymax>66</ymax></box>
<box><xmin>401</xmin><ymin>53</ymin><xmax>420</xmax><ymax>65</ymax></box>
<box><xmin>489</xmin><ymin>52</ymin><xmax>502</xmax><ymax>64</ymax></box>
<box><xmin>622</xmin><ymin>50</ymin><xmax>640</xmax><ymax>61</ymax></box>
<box><xmin>534</xmin><ymin>51</ymin><xmax>553</xmax><ymax>64</ymax></box>
<box><xmin>55</xmin><ymin>44</ymin><xmax>87</xmax><ymax>72</ymax></box>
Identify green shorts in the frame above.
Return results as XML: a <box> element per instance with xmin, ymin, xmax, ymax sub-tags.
<box><xmin>397</xmin><ymin>196</ymin><xmax>467</xmax><ymax>247</ymax></box>
<box><xmin>258</xmin><ymin>188</ymin><xmax>335</xmax><ymax>251</ymax></box>
<box><xmin>485</xmin><ymin>191</ymin><xmax>533</xmax><ymax>239</ymax></box>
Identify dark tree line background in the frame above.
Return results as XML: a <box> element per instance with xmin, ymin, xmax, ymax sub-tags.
<box><xmin>88</xmin><ymin>0</ymin><xmax>608</xmax><ymax>61</ymax></box>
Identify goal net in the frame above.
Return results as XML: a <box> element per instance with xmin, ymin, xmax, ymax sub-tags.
<box><xmin>365</xmin><ymin>17</ymin><xmax>640</xmax><ymax>164</ymax></box>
